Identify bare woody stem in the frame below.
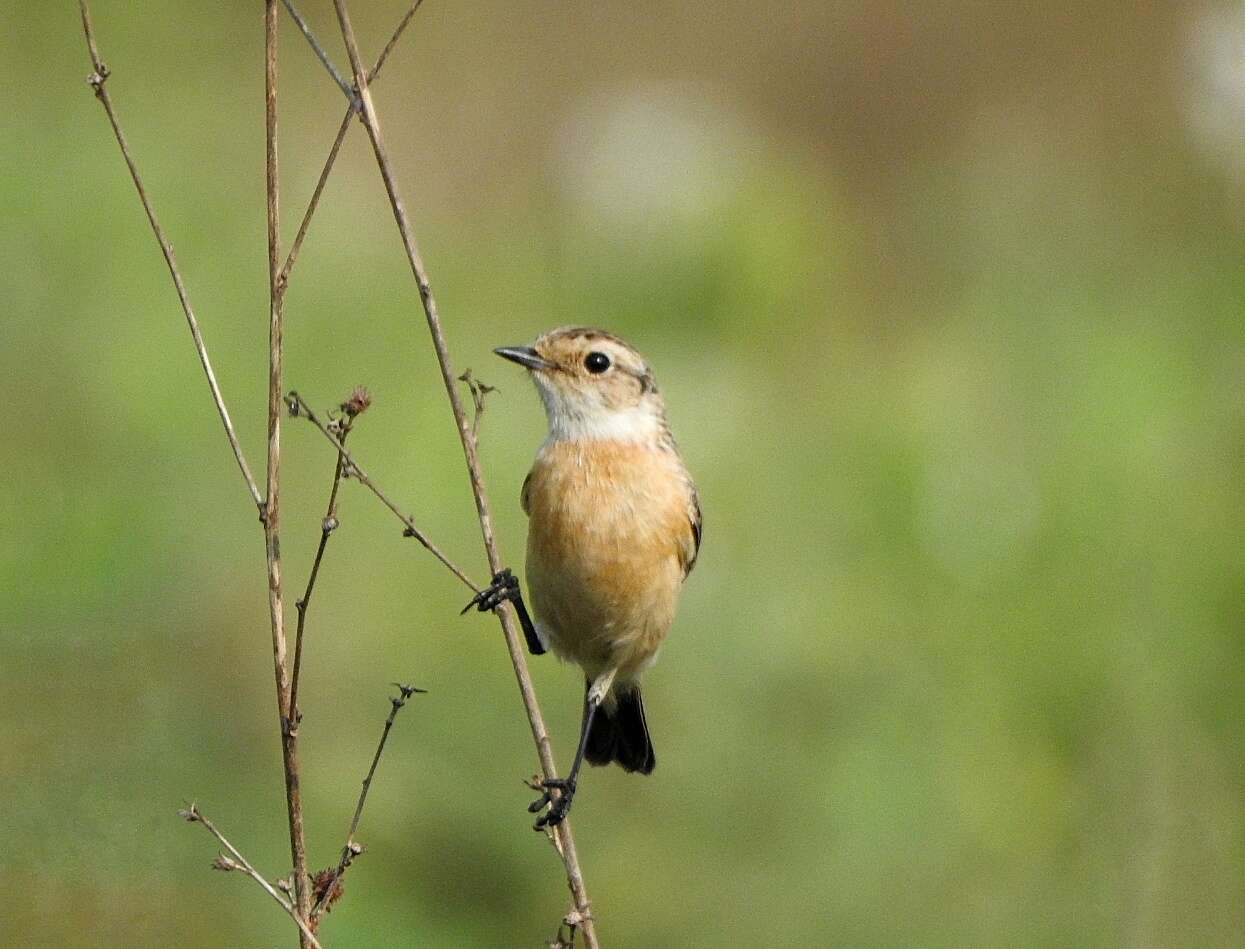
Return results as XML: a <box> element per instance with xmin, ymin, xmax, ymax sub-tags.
<box><xmin>278</xmin><ymin>0</ymin><xmax>425</xmax><ymax>295</ymax></box>
<box><xmin>80</xmin><ymin>3</ymin><xmax>442</xmax><ymax>944</ymax></box>
<box><xmin>179</xmin><ymin>804</ymin><xmax>324</xmax><ymax>949</ymax></box>
<box><xmin>287</xmin><ymin>438</ymin><xmax>347</xmax><ymax>730</ymax></box>
<box><xmin>280</xmin><ymin>0</ymin><xmax>355</xmax><ymax>103</ymax></box>
<box><xmin>263</xmin><ymin>5</ymin><xmax>313</xmax><ymax>944</ymax></box>
<box><xmin>310</xmin><ymin>683</ymin><xmax>426</xmax><ymax>920</ymax></box>
<box><xmin>289</xmin><ymin>391</ymin><xmax>367</xmax><ymax>726</ymax></box>
<box><xmin>79</xmin><ymin>4</ymin><xmax>309</xmax><ymax>942</ymax></box>
<box><xmin>76</xmin><ymin>0</ymin><xmax>262</xmax><ymax>509</ymax></box>
<box><xmin>329</xmin><ymin>3</ymin><xmax>599</xmax><ymax>943</ymax></box>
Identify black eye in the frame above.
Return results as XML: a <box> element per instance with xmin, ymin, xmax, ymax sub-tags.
<box><xmin>584</xmin><ymin>352</ymin><xmax>611</xmax><ymax>374</ymax></box>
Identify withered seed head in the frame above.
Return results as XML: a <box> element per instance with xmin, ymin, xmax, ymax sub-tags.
<box><xmin>311</xmin><ymin>867</ymin><xmax>346</xmax><ymax>914</ymax></box>
<box><xmin>341</xmin><ymin>386</ymin><xmax>372</xmax><ymax>418</ymax></box>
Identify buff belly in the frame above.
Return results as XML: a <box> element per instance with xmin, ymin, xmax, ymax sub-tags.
<box><xmin>523</xmin><ymin>441</ymin><xmax>689</xmax><ymax>686</ymax></box>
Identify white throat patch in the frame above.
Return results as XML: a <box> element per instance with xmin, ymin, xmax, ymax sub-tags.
<box><xmin>537</xmin><ymin>382</ymin><xmax>663</xmax><ymax>444</ymax></box>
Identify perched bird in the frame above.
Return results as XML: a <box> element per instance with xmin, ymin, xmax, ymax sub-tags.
<box><xmin>464</xmin><ymin>326</ymin><xmax>701</xmax><ymax>827</ymax></box>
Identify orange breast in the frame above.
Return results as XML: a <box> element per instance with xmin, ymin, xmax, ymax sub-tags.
<box><xmin>524</xmin><ymin>440</ymin><xmax>692</xmax><ymax>681</ymax></box>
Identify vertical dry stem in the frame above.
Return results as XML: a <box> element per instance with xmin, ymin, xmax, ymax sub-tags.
<box><xmin>288</xmin><ymin>435</ymin><xmax>347</xmax><ymax>728</ymax></box>
<box><xmin>330</xmin><ymin>3</ymin><xmax>599</xmax><ymax>943</ymax></box>
<box><xmin>79</xmin><ymin>4</ymin><xmax>310</xmax><ymax>942</ymax></box>
<box><xmin>263</xmin><ymin>4</ymin><xmax>313</xmax><ymax>944</ymax></box>
<box><xmin>289</xmin><ymin>388</ymin><xmax>371</xmax><ymax>723</ymax></box>
<box><xmin>84</xmin><ymin>0</ymin><xmax>598</xmax><ymax>941</ymax></box>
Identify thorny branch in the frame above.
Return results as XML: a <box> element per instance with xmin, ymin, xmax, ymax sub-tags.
<box><xmin>329</xmin><ymin>2</ymin><xmax>599</xmax><ymax>943</ymax></box>
<box><xmin>76</xmin><ymin>0</ymin><xmax>262</xmax><ymax>509</ymax></box>
<box><xmin>286</xmin><ymin>391</ymin><xmax>479</xmax><ymax>591</ymax></box>
<box><xmin>179</xmin><ymin>804</ymin><xmax>324</xmax><ymax>949</ymax></box>
<box><xmin>310</xmin><ymin>683</ymin><xmax>426</xmax><ymax>920</ymax></box>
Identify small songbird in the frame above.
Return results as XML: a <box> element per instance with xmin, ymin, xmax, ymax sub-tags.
<box><xmin>464</xmin><ymin>326</ymin><xmax>701</xmax><ymax>828</ymax></box>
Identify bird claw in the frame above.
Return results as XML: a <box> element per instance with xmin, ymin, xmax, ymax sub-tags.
<box><xmin>461</xmin><ymin>568</ymin><xmax>519</xmax><ymax>615</ymax></box>
<box><xmin>528</xmin><ymin>777</ymin><xmax>576</xmax><ymax>829</ymax></box>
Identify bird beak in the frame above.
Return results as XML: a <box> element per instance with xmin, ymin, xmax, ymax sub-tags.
<box><xmin>493</xmin><ymin>346</ymin><xmax>555</xmax><ymax>371</ymax></box>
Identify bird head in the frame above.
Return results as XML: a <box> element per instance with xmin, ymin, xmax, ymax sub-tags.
<box><xmin>494</xmin><ymin>326</ymin><xmax>667</xmax><ymax>443</ymax></box>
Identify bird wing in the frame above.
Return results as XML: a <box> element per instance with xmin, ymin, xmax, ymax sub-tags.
<box><xmin>521</xmin><ymin>467</ymin><xmax>533</xmax><ymax>516</ymax></box>
<box><xmin>679</xmin><ymin>488</ymin><xmax>702</xmax><ymax>579</ymax></box>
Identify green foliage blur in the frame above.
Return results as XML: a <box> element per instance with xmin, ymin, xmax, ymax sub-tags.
<box><xmin>5</xmin><ymin>1</ymin><xmax>1244</xmax><ymax>946</ymax></box>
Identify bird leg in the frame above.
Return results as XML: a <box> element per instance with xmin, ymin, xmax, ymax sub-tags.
<box><xmin>461</xmin><ymin>568</ymin><xmax>545</xmax><ymax>655</ymax></box>
<box><xmin>530</xmin><ymin>671</ymin><xmax>616</xmax><ymax>829</ymax></box>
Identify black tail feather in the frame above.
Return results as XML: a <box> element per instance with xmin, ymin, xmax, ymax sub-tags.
<box><xmin>583</xmin><ymin>703</ymin><xmax>617</xmax><ymax>768</ymax></box>
<box><xmin>584</xmin><ymin>687</ymin><xmax>655</xmax><ymax>774</ymax></box>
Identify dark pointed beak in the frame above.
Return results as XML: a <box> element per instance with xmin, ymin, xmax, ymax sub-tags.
<box><xmin>493</xmin><ymin>346</ymin><xmax>555</xmax><ymax>371</ymax></box>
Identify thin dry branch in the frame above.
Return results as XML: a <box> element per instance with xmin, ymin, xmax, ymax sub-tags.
<box><xmin>277</xmin><ymin>0</ymin><xmax>425</xmax><ymax>295</ymax></box>
<box><xmin>289</xmin><ymin>387</ymin><xmax>372</xmax><ymax>726</ymax></box>
<box><xmin>287</xmin><ymin>391</ymin><xmax>479</xmax><ymax>590</ymax></box>
<box><xmin>76</xmin><ymin>0</ymin><xmax>262</xmax><ymax>509</ymax></box>
<box><xmin>311</xmin><ymin>682</ymin><xmax>426</xmax><ymax>921</ymax></box>
<box><xmin>281</xmin><ymin>0</ymin><xmax>355</xmax><ymax>103</ymax></box>
<box><xmin>84</xmin><ymin>2</ymin><xmax>596</xmax><ymax>942</ymax></box>
<box><xmin>80</xmin><ymin>5</ymin><xmax>311</xmax><ymax>943</ymax></box>
<box><xmin>458</xmin><ymin>369</ymin><xmax>497</xmax><ymax>442</ymax></box>
<box><xmin>263</xmin><ymin>6</ymin><xmax>314</xmax><ymax>943</ymax></box>
<box><xmin>329</xmin><ymin>3</ymin><xmax>599</xmax><ymax>943</ymax></box>
<box><xmin>179</xmin><ymin>804</ymin><xmax>324</xmax><ymax>949</ymax></box>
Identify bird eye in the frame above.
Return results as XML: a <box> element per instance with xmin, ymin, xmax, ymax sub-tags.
<box><xmin>584</xmin><ymin>352</ymin><xmax>611</xmax><ymax>374</ymax></box>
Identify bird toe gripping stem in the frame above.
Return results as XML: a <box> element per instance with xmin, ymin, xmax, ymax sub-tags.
<box><xmin>529</xmin><ymin>777</ymin><xmax>577</xmax><ymax>829</ymax></box>
<box><xmin>460</xmin><ymin>568</ymin><xmax>546</xmax><ymax>656</ymax></box>
<box><xmin>461</xmin><ymin>567</ymin><xmax>519</xmax><ymax>613</ymax></box>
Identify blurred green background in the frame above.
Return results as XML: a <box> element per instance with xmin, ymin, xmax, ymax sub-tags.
<box><xmin>4</xmin><ymin>1</ymin><xmax>1244</xmax><ymax>946</ymax></box>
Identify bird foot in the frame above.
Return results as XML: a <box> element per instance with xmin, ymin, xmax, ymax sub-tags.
<box><xmin>527</xmin><ymin>776</ymin><xmax>576</xmax><ymax>829</ymax></box>
<box><xmin>461</xmin><ymin>568</ymin><xmax>520</xmax><ymax>615</ymax></box>
<box><xmin>461</xmin><ymin>568</ymin><xmax>547</xmax><ymax>656</ymax></box>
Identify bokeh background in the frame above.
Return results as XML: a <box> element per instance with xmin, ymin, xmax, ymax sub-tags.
<box><xmin>4</xmin><ymin>1</ymin><xmax>1245</xmax><ymax>946</ymax></box>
